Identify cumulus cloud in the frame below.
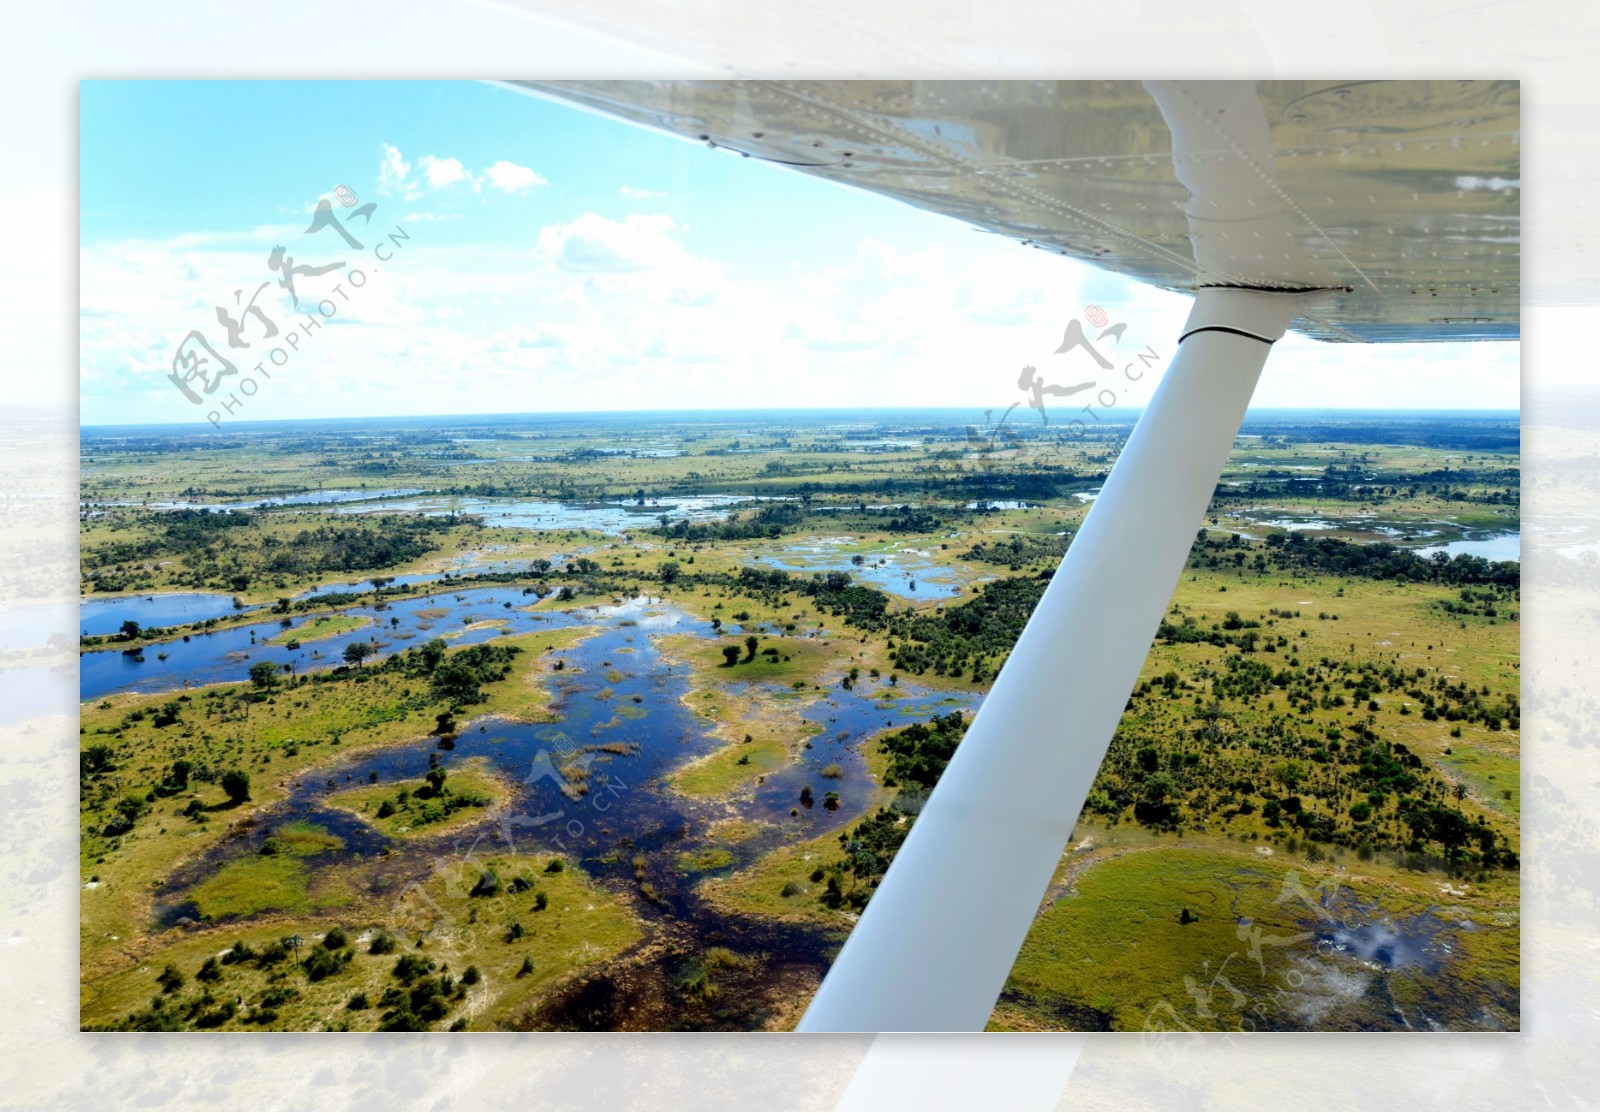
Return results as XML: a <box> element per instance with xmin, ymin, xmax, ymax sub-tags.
<box><xmin>378</xmin><ymin>145</ymin><xmax>544</xmax><ymax>200</ymax></box>
<box><xmin>535</xmin><ymin>212</ymin><xmax>689</xmax><ymax>274</ymax></box>
<box><xmin>490</xmin><ymin>323</ymin><xmax>568</xmax><ymax>351</ymax></box>
<box><xmin>483</xmin><ymin>160</ymin><xmax>546</xmax><ymax>193</ymax></box>
<box><xmin>955</xmin><ymin>252</ymin><xmax>1057</xmax><ymax>327</ymax></box>
<box><xmin>82</xmin><ymin>169</ymin><xmax>1515</xmax><ymax>426</ymax></box>
<box><xmin>620</xmin><ymin>185</ymin><xmax>666</xmax><ymax>199</ymax></box>
<box><xmin>378</xmin><ymin>145</ymin><xmax>411</xmax><ymax>197</ymax></box>
<box><xmin>417</xmin><ymin>155</ymin><xmax>468</xmax><ymax>190</ymax></box>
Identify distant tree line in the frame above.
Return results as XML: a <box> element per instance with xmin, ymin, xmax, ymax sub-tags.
<box><xmin>1194</xmin><ymin>532</ymin><xmax>1519</xmax><ymax>588</ymax></box>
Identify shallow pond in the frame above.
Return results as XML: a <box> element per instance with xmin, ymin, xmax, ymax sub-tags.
<box><xmin>1417</xmin><ymin>531</ymin><xmax>1520</xmax><ymax>562</ymax></box>
<box><xmin>1231</xmin><ymin>510</ymin><xmax>1520</xmax><ymax>562</ymax></box>
<box><xmin>293</xmin><ymin>572</ymin><xmax>456</xmax><ymax>600</ymax></box>
<box><xmin>80</xmin><ymin>585</ymin><xmax>589</xmax><ymax>702</ymax></box>
<box><xmin>79</xmin><ymin>592</ymin><xmax>247</xmax><ymax>636</ymax></box>
<box><xmin>753</xmin><ymin>540</ymin><xmax>969</xmax><ymax>601</ymax></box>
<box><xmin>143</xmin><ymin>597</ymin><xmax>980</xmax><ymax>1029</ymax></box>
<box><xmin>111</xmin><ymin>488</ymin><xmax>425</xmax><ymax>511</ymax></box>
<box><xmin>333</xmin><ymin>494</ymin><xmax>789</xmax><ymax>535</ymax></box>
<box><xmin>292</xmin><ymin>548</ymin><xmax>541</xmax><ymax>600</ymax></box>
<box><xmin>966</xmin><ymin>500</ymin><xmax>1035</xmax><ymax>511</ymax></box>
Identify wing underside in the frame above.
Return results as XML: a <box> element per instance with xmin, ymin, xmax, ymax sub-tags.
<box><xmin>516</xmin><ymin>79</ymin><xmax>1519</xmax><ymax>344</ymax></box>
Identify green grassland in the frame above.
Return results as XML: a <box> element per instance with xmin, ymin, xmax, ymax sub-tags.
<box><xmin>697</xmin><ymin>722</ymin><xmax>907</xmax><ymax>925</ymax></box>
<box><xmin>326</xmin><ymin>757</ymin><xmax>509</xmax><ymax>840</ymax></box>
<box><xmin>267</xmin><ymin>613</ymin><xmax>369</xmax><ymax>644</ymax></box>
<box><xmin>184</xmin><ymin>820</ymin><xmax>353</xmax><ymax>920</ymax></box>
<box><xmin>699</xmin><ymin>822</ymin><xmax>862</xmax><ymax>925</ymax></box>
<box><xmin>81</xmin><ymin>412</ymin><xmax>1520</xmax><ymax>1031</ymax></box>
<box><xmin>993</xmin><ymin>838</ymin><xmax>1518</xmax><ymax>1031</ymax></box>
<box><xmin>698</xmin><ymin>550</ymin><xmax>1522</xmax><ymax>1028</ymax></box>
<box><xmin>77</xmin><ymin>627</ymin><xmax>636</xmax><ymax>1026</ymax></box>
<box><xmin>81</xmin><ymin>850</ymin><xmax>641</xmax><ymax>1031</ymax></box>
<box><xmin>657</xmin><ymin>632</ymin><xmax>837</xmax><ymax>799</ymax></box>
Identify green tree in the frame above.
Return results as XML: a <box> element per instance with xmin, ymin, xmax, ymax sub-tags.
<box><xmin>220</xmin><ymin>769</ymin><xmax>251</xmax><ymax>804</ymax></box>
<box><xmin>249</xmin><ymin>661</ymin><xmax>281</xmax><ymax>690</ymax></box>
<box><xmin>156</xmin><ymin>963</ymin><xmax>184</xmax><ymax>994</ymax></box>
<box><xmin>106</xmin><ymin>793</ymin><xmax>147</xmax><ymax>834</ymax></box>
<box><xmin>368</xmin><ymin>931</ymin><xmax>397</xmax><ymax>955</ymax></box>
<box><xmin>431</xmin><ymin>660</ymin><xmax>481</xmax><ymax>704</ymax></box>
<box><xmin>342</xmin><ymin>640</ymin><xmax>375</xmax><ymax>667</ymax></box>
<box><xmin>720</xmin><ymin>645</ymin><xmax>741</xmax><ymax>668</ymax></box>
<box><xmin>81</xmin><ymin>744</ymin><xmax>114</xmax><ymax>777</ymax></box>
<box><xmin>743</xmin><ymin>635</ymin><xmax>759</xmax><ymax>663</ymax></box>
<box><xmin>418</xmin><ymin>639</ymin><xmax>447</xmax><ymax>673</ymax></box>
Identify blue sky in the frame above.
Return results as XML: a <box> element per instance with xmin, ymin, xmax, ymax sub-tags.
<box><xmin>79</xmin><ymin>80</ymin><xmax>1519</xmax><ymax>426</ymax></box>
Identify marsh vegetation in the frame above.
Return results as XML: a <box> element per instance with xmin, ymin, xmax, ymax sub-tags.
<box><xmin>79</xmin><ymin>408</ymin><xmax>1519</xmax><ymax>1030</ymax></box>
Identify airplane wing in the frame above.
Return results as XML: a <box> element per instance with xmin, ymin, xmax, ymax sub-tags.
<box><xmin>514</xmin><ymin>79</ymin><xmax>1519</xmax><ymax>342</ymax></box>
<box><xmin>516</xmin><ymin>79</ymin><xmax>1519</xmax><ymax>1033</ymax></box>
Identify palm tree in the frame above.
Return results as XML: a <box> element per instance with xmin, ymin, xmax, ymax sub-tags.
<box><xmin>285</xmin><ymin>934</ymin><xmax>304</xmax><ymax>965</ymax></box>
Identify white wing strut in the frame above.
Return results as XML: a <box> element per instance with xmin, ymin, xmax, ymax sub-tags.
<box><xmin>797</xmin><ymin>285</ymin><xmax>1323</xmax><ymax>1032</ymax></box>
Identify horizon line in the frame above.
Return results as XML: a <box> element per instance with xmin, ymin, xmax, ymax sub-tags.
<box><xmin>76</xmin><ymin>403</ymin><xmax>1523</xmax><ymax>430</ymax></box>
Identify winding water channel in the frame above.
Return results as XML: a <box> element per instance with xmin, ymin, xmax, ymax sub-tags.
<box><xmin>86</xmin><ymin>591</ymin><xmax>978</xmax><ymax>1028</ymax></box>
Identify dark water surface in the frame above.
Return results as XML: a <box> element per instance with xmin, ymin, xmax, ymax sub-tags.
<box><xmin>133</xmin><ymin>595</ymin><xmax>978</xmax><ymax>1029</ymax></box>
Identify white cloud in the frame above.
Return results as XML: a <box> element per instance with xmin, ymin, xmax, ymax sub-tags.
<box><xmin>378</xmin><ymin>146</ymin><xmax>545</xmax><ymax>200</ymax></box>
<box><xmin>483</xmin><ymin>160</ymin><xmax>546</xmax><ymax>194</ymax></box>
<box><xmin>955</xmin><ymin>252</ymin><xmax>1061</xmax><ymax>327</ymax></box>
<box><xmin>78</xmin><ymin>195</ymin><xmax>1517</xmax><ymax>425</ymax></box>
<box><xmin>491</xmin><ymin>323</ymin><xmax>568</xmax><ymax>350</ymax></box>
<box><xmin>620</xmin><ymin>185</ymin><xmax>666</xmax><ymax>199</ymax></box>
<box><xmin>535</xmin><ymin>212</ymin><xmax>689</xmax><ymax>274</ymax></box>
<box><xmin>378</xmin><ymin>144</ymin><xmax>412</xmax><ymax>198</ymax></box>
<box><xmin>417</xmin><ymin>155</ymin><xmax>468</xmax><ymax>191</ymax></box>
